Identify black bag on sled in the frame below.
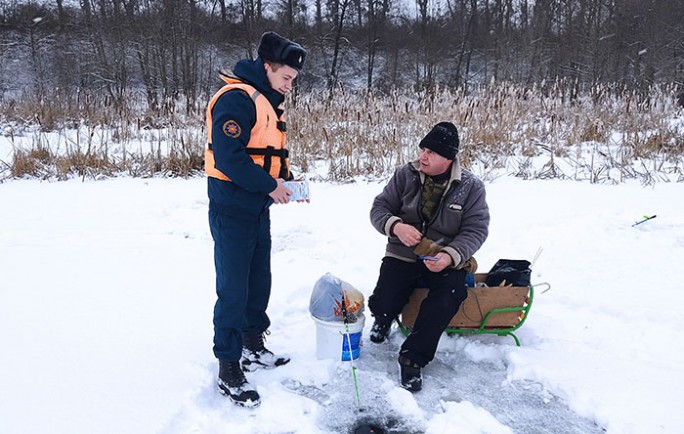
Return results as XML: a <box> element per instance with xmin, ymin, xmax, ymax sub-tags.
<box><xmin>485</xmin><ymin>259</ymin><xmax>531</xmax><ymax>287</ymax></box>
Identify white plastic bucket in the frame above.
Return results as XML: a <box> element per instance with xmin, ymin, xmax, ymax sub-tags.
<box><xmin>312</xmin><ymin>314</ymin><xmax>365</xmax><ymax>361</ymax></box>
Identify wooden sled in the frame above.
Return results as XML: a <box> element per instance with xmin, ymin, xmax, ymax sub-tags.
<box><xmin>398</xmin><ymin>273</ymin><xmax>546</xmax><ymax>346</ymax></box>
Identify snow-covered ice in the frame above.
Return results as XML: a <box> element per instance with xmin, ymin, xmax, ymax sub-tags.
<box><xmin>1</xmin><ymin>176</ymin><xmax>683</xmax><ymax>433</ymax></box>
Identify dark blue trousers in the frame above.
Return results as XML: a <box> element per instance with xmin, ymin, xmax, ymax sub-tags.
<box><xmin>369</xmin><ymin>257</ymin><xmax>467</xmax><ymax>367</ymax></box>
<box><xmin>209</xmin><ymin>208</ymin><xmax>272</xmax><ymax>361</ymax></box>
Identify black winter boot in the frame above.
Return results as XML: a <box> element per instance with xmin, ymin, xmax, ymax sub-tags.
<box><xmin>369</xmin><ymin>319</ymin><xmax>392</xmax><ymax>343</ymax></box>
<box><xmin>398</xmin><ymin>355</ymin><xmax>422</xmax><ymax>392</ymax></box>
<box><xmin>218</xmin><ymin>360</ymin><xmax>261</xmax><ymax>408</ymax></box>
<box><xmin>241</xmin><ymin>330</ymin><xmax>290</xmax><ymax>372</ymax></box>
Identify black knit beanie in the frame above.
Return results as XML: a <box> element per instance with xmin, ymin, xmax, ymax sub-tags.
<box><xmin>257</xmin><ymin>31</ymin><xmax>307</xmax><ymax>71</ymax></box>
<box><xmin>419</xmin><ymin>122</ymin><xmax>460</xmax><ymax>160</ymax></box>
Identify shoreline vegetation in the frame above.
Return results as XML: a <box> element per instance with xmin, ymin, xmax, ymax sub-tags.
<box><xmin>2</xmin><ymin>81</ymin><xmax>683</xmax><ymax>184</ymax></box>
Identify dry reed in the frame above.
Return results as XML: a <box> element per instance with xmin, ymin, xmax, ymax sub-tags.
<box><xmin>1</xmin><ymin>80</ymin><xmax>682</xmax><ymax>184</ymax></box>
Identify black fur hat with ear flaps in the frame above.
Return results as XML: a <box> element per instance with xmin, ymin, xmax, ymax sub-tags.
<box><xmin>257</xmin><ymin>31</ymin><xmax>307</xmax><ymax>71</ymax></box>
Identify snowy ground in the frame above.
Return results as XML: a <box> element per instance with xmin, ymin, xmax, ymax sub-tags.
<box><xmin>1</xmin><ymin>175</ymin><xmax>683</xmax><ymax>434</ymax></box>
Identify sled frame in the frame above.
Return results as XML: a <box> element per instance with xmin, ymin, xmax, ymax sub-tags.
<box><xmin>397</xmin><ymin>283</ymin><xmax>536</xmax><ymax>347</ymax></box>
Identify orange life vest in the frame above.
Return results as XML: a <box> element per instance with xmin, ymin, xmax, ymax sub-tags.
<box><xmin>205</xmin><ymin>75</ymin><xmax>290</xmax><ymax>181</ymax></box>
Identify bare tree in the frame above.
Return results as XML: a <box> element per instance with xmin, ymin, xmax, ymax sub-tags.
<box><xmin>446</xmin><ymin>0</ymin><xmax>477</xmax><ymax>87</ymax></box>
<box><xmin>327</xmin><ymin>0</ymin><xmax>352</xmax><ymax>92</ymax></box>
<box><xmin>365</xmin><ymin>0</ymin><xmax>390</xmax><ymax>89</ymax></box>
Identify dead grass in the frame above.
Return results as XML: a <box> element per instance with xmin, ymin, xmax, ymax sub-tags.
<box><xmin>11</xmin><ymin>147</ymin><xmax>51</xmax><ymax>178</ymax></box>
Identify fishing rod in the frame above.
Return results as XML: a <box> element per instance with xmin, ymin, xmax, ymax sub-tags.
<box><xmin>340</xmin><ymin>292</ymin><xmax>361</xmax><ymax>407</ymax></box>
<box><xmin>632</xmin><ymin>214</ymin><xmax>657</xmax><ymax>227</ymax></box>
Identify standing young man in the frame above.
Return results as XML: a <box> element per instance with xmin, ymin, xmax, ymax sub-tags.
<box><xmin>205</xmin><ymin>31</ymin><xmax>306</xmax><ymax>407</ymax></box>
<box><xmin>368</xmin><ymin>122</ymin><xmax>490</xmax><ymax>392</ymax></box>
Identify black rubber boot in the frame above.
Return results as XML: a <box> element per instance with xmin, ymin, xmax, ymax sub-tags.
<box><xmin>369</xmin><ymin>319</ymin><xmax>392</xmax><ymax>343</ymax></box>
<box><xmin>398</xmin><ymin>355</ymin><xmax>422</xmax><ymax>392</ymax></box>
<box><xmin>241</xmin><ymin>330</ymin><xmax>290</xmax><ymax>372</ymax></box>
<box><xmin>218</xmin><ymin>360</ymin><xmax>261</xmax><ymax>408</ymax></box>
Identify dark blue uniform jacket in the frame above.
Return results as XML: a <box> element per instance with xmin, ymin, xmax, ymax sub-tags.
<box><xmin>208</xmin><ymin>58</ymin><xmax>286</xmax><ymax>219</ymax></box>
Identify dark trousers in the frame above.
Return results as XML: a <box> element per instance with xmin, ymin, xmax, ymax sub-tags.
<box><xmin>368</xmin><ymin>257</ymin><xmax>467</xmax><ymax>367</ymax></box>
<box><xmin>209</xmin><ymin>208</ymin><xmax>272</xmax><ymax>361</ymax></box>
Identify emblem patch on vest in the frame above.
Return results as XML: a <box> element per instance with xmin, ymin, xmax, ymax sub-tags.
<box><xmin>223</xmin><ymin>120</ymin><xmax>241</xmax><ymax>138</ymax></box>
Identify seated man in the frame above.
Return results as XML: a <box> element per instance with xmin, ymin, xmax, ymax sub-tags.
<box><xmin>368</xmin><ymin>121</ymin><xmax>490</xmax><ymax>392</ymax></box>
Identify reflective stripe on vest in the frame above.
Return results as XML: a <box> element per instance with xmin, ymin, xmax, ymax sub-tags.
<box><xmin>205</xmin><ymin>77</ymin><xmax>289</xmax><ymax>181</ymax></box>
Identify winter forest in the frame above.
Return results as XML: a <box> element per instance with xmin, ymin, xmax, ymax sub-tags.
<box><xmin>3</xmin><ymin>0</ymin><xmax>684</xmax><ymax>104</ymax></box>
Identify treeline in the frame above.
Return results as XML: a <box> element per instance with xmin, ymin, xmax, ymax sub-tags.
<box><xmin>0</xmin><ymin>0</ymin><xmax>683</xmax><ymax>119</ymax></box>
